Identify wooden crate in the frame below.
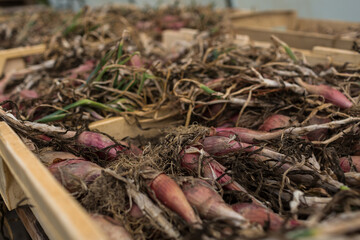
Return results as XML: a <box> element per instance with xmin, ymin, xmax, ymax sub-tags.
<box><xmin>0</xmin><ymin>108</ymin><xmax>181</xmax><ymax>240</ymax></box>
<box><xmin>229</xmin><ymin>10</ymin><xmax>360</xmax><ymax>51</ymax></box>
<box><xmin>293</xmin><ymin>18</ymin><xmax>360</xmax><ymax>36</ymax></box>
<box><xmin>0</xmin><ymin>24</ymin><xmax>359</xmax><ymax>237</ymax></box>
<box><xmin>0</xmin><ymin>122</ymin><xmax>107</xmax><ymax>240</ymax></box>
<box><xmin>228</xmin><ymin>10</ymin><xmax>297</xmax><ymax>30</ymax></box>
<box><xmin>162</xmin><ymin>28</ymin><xmax>360</xmax><ymax>66</ymax></box>
<box><xmin>0</xmin><ymin>43</ymin><xmax>182</xmax><ymax>239</ymax></box>
<box><xmin>0</xmin><ymin>44</ymin><xmax>46</xmax><ymax>75</ymax></box>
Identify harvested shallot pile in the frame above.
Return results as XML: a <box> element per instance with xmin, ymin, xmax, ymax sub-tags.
<box><xmin>1</xmin><ymin>3</ymin><xmax>360</xmax><ymax>240</ymax></box>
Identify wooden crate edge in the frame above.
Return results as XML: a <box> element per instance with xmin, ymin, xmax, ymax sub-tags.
<box><xmin>0</xmin><ymin>122</ymin><xmax>107</xmax><ymax>240</ymax></box>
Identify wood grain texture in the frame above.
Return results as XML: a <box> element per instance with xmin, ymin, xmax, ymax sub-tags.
<box><xmin>234</xmin><ymin>26</ymin><xmax>356</xmax><ymax>50</ymax></box>
<box><xmin>293</xmin><ymin>18</ymin><xmax>360</xmax><ymax>34</ymax></box>
<box><xmin>229</xmin><ymin>10</ymin><xmax>297</xmax><ymax>29</ymax></box>
<box><xmin>16</xmin><ymin>207</ymin><xmax>49</xmax><ymax>240</ymax></box>
<box><xmin>0</xmin><ymin>122</ymin><xmax>107</xmax><ymax>240</ymax></box>
<box><xmin>0</xmin><ymin>44</ymin><xmax>46</xmax><ymax>75</ymax></box>
<box><xmin>313</xmin><ymin>46</ymin><xmax>360</xmax><ymax>65</ymax></box>
<box><xmin>89</xmin><ymin>113</ymin><xmax>181</xmax><ymax>140</ymax></box>
<box><xmin>0</xmin><ymin>157</ymin><xmax>27</xmax><ymax>210</ymax></box>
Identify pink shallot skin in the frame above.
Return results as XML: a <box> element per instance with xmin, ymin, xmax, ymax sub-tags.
<box><xmin>211</xmin><ymin>115</ymin><xmax>332</xmax><ymax>143</ymax></box>
<box><xmin>181</xmin><ymin>179</ymin><xmax>249</xmax><ymax>227</ymax></box>
<box><xmin>300</xmin><ymin>81</ymin><xmax>353</xmax><ymax>109</ymax></box>
<box><xmin>209</xmin><ymin>127</ymin><xmax>266</xmax><ymax>144</ymax></box>
<box><xmin>180</xmin><ymin>147</ymin><xmax>247</xmax><ymax>193</ymax></box>
<box><xmin>306</xmin><ymin>116</ymin><xmax>330</xmax><ymax>141</ymax></box>
<box><xmin>201</xmin><ymin>136</ymin><xmax>258</xmax><ymax>156</ymax></box>
<box><xmin>202</xmin><ymin>137</ymin><xmax>316</xmax><ymax>185</ymax></box>
<box><xmin>128</xmin><ymin>204</ymin><xmax>144</xmax><ymax>218</ymax></box>
<box><xmin>48</xmin><ymin>159</ymin><xmax>102</xmax><ymax>193</ymax></box>
<box><xmin>77</xmin><ymin>131</ymin><xmax>142</xmax><ymax>160</ymax></box>
<box><xmin>65</xmin><ymin>60</ymin><xmax>95</xmax><ymax>79</ymax></box>
<box><xmin>259</xmin><ymin>114</ymin><xmax>291</xmax><ymax>132</ymax></box>
<box><xmin>217</xmin><ymin>122</ymin><xmax>234</xmax><ymax>128</ymax></box>
<box><xmin>179</xmin><ymin>146</ymin><xmax>269</xmax><ymax>208</ymax></box>
<box><xmin>129</xmin><ymin>55</ymin><xmax>143</xmax><ymax>68</ymax></box>
<box><xmin>91</xmin><ymin>214</ymin><xmax>133</xmax><ymax>240</ymax></box>
<box><xmin>38</xmin><ymin>151</ymin><xmax>83</xmax><ymax>166</ymax></box>
<box><xmin>19</xmin><ymin>89</ymin><xmax>39</xmax><ymax>99</ymax></box>
<box><xmin>36</xmin><ymin>134</ymin><xmax>52</xmax><ymax>142</ymax></box>
<box><xmin>232</xmin><ymin>203</ymin><xmax>300</xmax><ymax>231</ymax></box>
<box><xmin>339</xmin><ymin>156</ymin><xmax>360</xmax><ymax>172</ymax></box>
<box><xmin>0</xmin><ymin>90</ymin><xmax>39</xmax><ymax>111</ymax></box>
<box><xmin>148</xmin><ymin>173</ymin><xmax>202</xmax><ymax>226</ymax></box>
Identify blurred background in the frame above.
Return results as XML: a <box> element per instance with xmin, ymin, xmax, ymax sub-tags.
<box><xmin>1</xmin><ymin>0</ymin><xmax>359</xmax><ymax>22</ymax></box>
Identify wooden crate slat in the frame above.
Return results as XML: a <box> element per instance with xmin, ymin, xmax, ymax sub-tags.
<box><xmin>229</xmin><ymin>10</ymin><xmax>297</xmax><ymax>29</ymax></box>
<box><xmin>0</xmin><ymin>156</ymin><xmax>27</xmax><ymax>210</ymax></box>
<box><xmin>0</xmin><ymin>44</ymin><xmax>46</xmax><ymax>75</ymax></box>
<box><xmin>293</xmin><ymin>18</ymin><xmax>360</xmax><ymax>34</ymax></box>
<box><xmin>0</xmin><ymin>122</ymin><xmax>107</xmax><ymax>240</ymax></box>
<box><xmin>312</xmin><ymin>46</ymin><xmax>360</xmax><ymax>65</ymax></box>
<box><xmin>89</xmin><ymin>107</ymin><xmax>181</xmax><ymax>140</ymax></box>
<box><xmin>234</xmin><ymin>26</ymin><xmax>356</xmax><ymax>50</ymax></box>
<box><xmin>16</xmin><ymin>207</ymin><xmax>49</xmax><ymax>240</ymax></box>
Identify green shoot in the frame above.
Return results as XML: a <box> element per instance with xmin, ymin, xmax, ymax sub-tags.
<box><xmin>283</xmin><ymin>45</ymin><xmax>298</xmax><ymax>62</ymax></box>
<box><xmin>286</xmin><ymin>228</ymin><xmax>318</xmax><ymax>239</ymax></box>
<box><xmin>199</xmin><ymin>84</ymin><xmax>216</xmax><ymax>95</ymax></box>
<box><xmin>271</xmin><ymin>35</ymin><xmax>298</xmax><ymax>62</ymax></box>
<box><xmin>110</xmin><ymin>98</ymin><xmax>135</xmax><ymax>112</ymax></box>
<box><xmin>118</xmin><ymin>52</ymin><xmax>140</xmax><ymax>65</ymax></box>
<box><xmin>211</xmin><ymin>49</ymin><xmax>219</xmax><ymax>60</ymax></box>
<box><xmin>122</xmin><ymin>73</ymin><xmax>138</xmax><ymax>91</ymax></box>
<box><xmin>137</xmin><ymin>73</ymin><xmax>156</xmax><ymax>94</ymax></box>
<box><xmin>116</xmin><ymin>41</ymin><xmax>124</xmax><ymax>62</ymax></box>
<box><xmin>115</xmin><ymin>76</ymin><xmax>127</xmax><ymax>89</ymax></box>
<box><xmin>35</xmin><ymin>99</ymin><xmax>120</xmax><ymax>123</ymax></box>
<box><xmin>94</xmin><ymin>65</ymin><xmax>118</xmax><ymax>82</ymax></box>
<box><xmin>137</xmin><ymin>73</ymin><xmax>146</xmax><ymax>95</ymax></box>
<box><xmin>112</xmin><ymin>42</ymin><xmax>125</xmax><ymax>87</ymax></box>
<box><xmin>199</xmin><ymin>84</ymin><xmax>222</xmax><ymax>99</ymax></box>
<box><xmin>85</xmin><ymin>48</ymin><xmax>116</xmax><ymax>84</ymax></box>
<box><xmin>95</xmin><ymin>51</ymin><xmax>138</xmax><ymax>83</ymax></box>
<box><xmin>63</xmin><ymin>9</ymin><xmax>83</xmax><ymax>36</ymax></box>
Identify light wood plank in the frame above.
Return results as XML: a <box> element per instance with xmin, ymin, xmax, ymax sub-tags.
<box><xmin>0</xmin><ymin>122</ymin><xmax>107</xmax><ymax>240</ymax></box>
<box><xmin>0</xmin><ymin>44</ymin><xmax>46</xmax><ymax>75</ymax></box>
<box><xmin>229</xmin><ymin>10</ymin><xmax>297</xmax><ymax>29</ymax></box>
<box><xmin>16</xmin><ymin>207</ymin><xmax>49</xmax><ymax>240</ymax></box>
<box><xmin>0</xmin><ymin>157</ymin><xmax>26</xmax><ymax>210</ymax></box>
<box><xmin>89</xmin><ymin>116</ymin><xmax>181</xmax><ymax>140</ymax></box>
<box><xmin>293</xmin><ymin>18</ymin><xmax>360</xmax><ymax>34</ymax></box>
<box><xmin>234</xmin><ymin>26</ymin><xmax>357</xmax><ymax>50</ymax></box>
<box><xmin>3</xmin><ymin>58</ymin><xmax>26</xmax><ymax>74</ymax></box>
<box><xmin>162</xmin><ymin>29</ymin><xmax>198</xmax><ymax>50</ymax></box>
<box><xmin>312</xmin><ymin>46</ymin><xmax>360</xmax><ymax>65</ymax></box>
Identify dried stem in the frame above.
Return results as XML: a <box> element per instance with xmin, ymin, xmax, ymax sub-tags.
<box><xmin>104</xmin><ymin>169</ymin><xmax>182</xmax><ymax>240</ymax></box>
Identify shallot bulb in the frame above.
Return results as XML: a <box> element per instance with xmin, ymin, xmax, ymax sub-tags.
<box><xmin>48</xmin><ymin>159</ymin><xmax>102</xmax><ymax>193</ymax></box>
<box><xmin>148</xmin><ymin>173</ymin><xmax>202</xmax><ymax>226</ymax></box>
<box><xmin>259</xmin><ymin>114</ymin><xmax>291</xmax><ymax>132</ymax></box>
<box><xmin>91</xmin><ymin>214</ymin><xmax>133</xmax><ymax>240</ymax></box>
<box><xmin>299</xmin><ymin>80</ymin><xmax>353</xmax><ymax>109</ymax></box>
<box><xmin>77</xmin><ymin>131</ymin><xmax>142</xmax><ymax>160</ymax></box>
<box><xmin>182</xmin><ymin>179</ymin><xmax>249</xmax><ymax>228</ymax></box>
<box><xmin>339</xmin><ymin>156</ymin><xmax>360</xmax><ymax>172</ymax></box>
